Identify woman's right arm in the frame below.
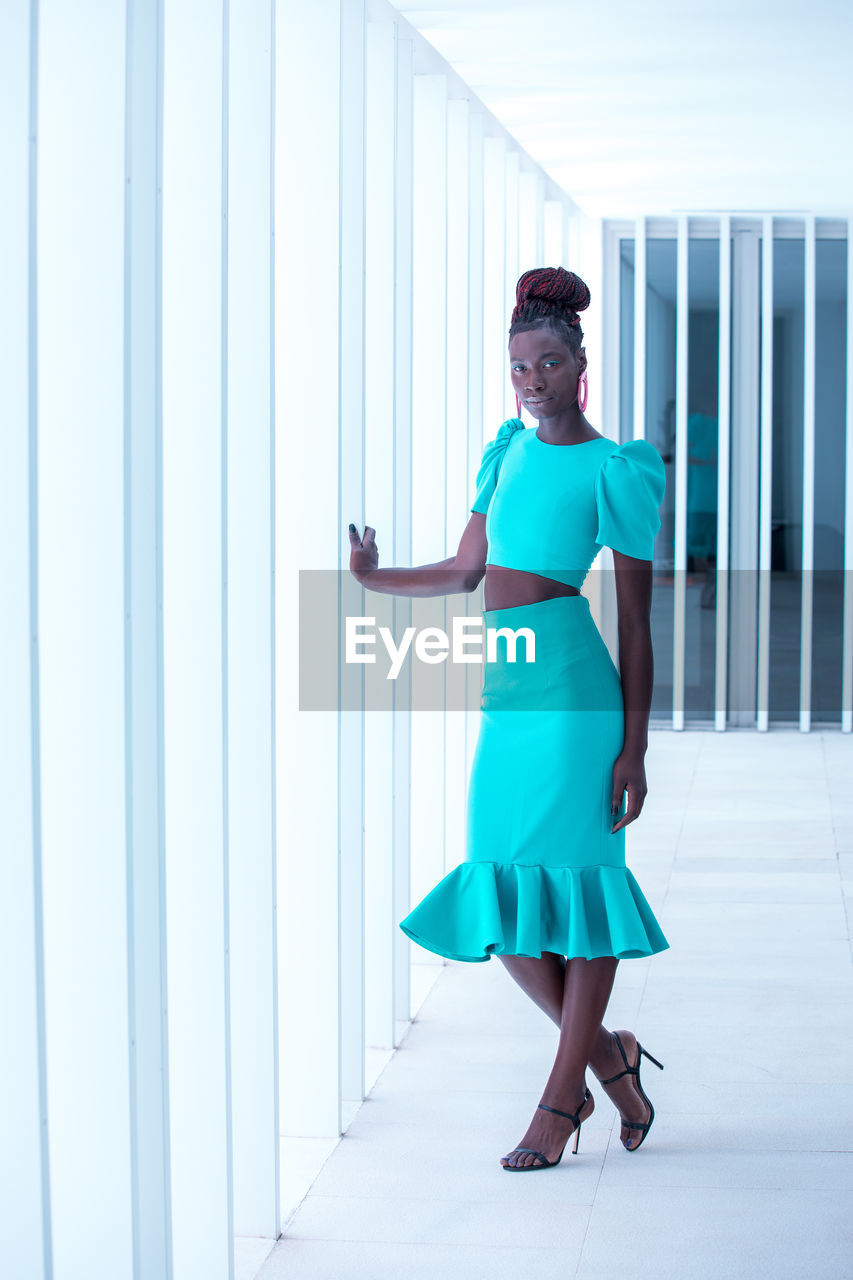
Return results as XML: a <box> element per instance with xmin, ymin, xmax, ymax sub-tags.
<box><xmin>348</xmin><ymin>514</ymin><xmax>488</xmax><ymax>598</ymax></box>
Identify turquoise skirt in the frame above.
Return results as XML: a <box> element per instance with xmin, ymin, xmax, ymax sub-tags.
<box><xmin>398</xmin><ymin>594</ymin><xmax>669</xmax><ymax>963</ymax></box>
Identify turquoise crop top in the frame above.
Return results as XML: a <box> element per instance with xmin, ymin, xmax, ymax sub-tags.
<box><xmin>470</xmin><ymin>418</ymin><xmax>666</xmax><ymax>590</ymax></box>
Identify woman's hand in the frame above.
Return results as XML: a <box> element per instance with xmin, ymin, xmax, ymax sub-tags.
<box><xmin>348</xmin><ymin>523</ymin><xmax>379</xmax><ymax>582</ymax></box>
<box><xmin>609</xmin><ymin>749</ymin><xmax>648</xmax><ymax>833</ymax></box>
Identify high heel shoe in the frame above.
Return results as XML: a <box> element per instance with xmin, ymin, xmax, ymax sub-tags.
<box><xmin>599</xmin><ymin>1031</ymin><xmax>664</xmax><ymax>1152</ymax></box>
<box><xmin>501</xmin><ymin>1087</ymin><xmax>594</xmax><ymax>1171</ymax></box>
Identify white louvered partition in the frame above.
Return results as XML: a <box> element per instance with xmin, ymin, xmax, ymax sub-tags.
<box><xmin>603</xmin><ymin>215</ymin><xmax>852</xmax><ymax>733</ymax></box>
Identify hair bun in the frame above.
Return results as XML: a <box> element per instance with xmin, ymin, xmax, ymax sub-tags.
<box><xmin>512</xmin><ymin>267</ymin><xmax>591</xmax><ymax>326</ymax></box>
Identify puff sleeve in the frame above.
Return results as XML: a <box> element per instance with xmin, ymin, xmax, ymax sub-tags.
<box><xmin>470</xmin><ymin>418</ymin><xmax>525</xmax><ymax>514</ymax></box>
<box><xmin>594</xmin><ymin>438</ymin><xmax>666</xmax><ymax>560</ymax></box>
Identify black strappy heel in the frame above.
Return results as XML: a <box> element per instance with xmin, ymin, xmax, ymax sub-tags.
<box><xmin>501</xmin><ymin>1087</ymin><xmax>594</xmax><ymax>1171</ymax></box>
<box><xmin>599</xmin><ymin>1031</ymin><xmax>664</xmax><ymax>1151</ymax></box>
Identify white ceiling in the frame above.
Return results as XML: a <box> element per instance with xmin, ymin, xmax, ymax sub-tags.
<box><xmin>390</xmin><ymin>0</ymin><xmax>853</xmax><ymax>219</ymax></box>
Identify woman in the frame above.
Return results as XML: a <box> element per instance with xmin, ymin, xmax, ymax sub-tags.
<box><xmin>348</xmin><ymin>266</ymin><xmax>668</xmax><ymax>1172</ymax></box>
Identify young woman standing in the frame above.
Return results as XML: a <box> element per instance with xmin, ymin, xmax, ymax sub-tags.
<box><xmin>349</xmin><ymin>266</ymin><xmax>668</xmax><ymax>1171</ymax></box>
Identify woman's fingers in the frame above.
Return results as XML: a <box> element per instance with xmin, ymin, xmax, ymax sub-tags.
<box><xmin>348</xmin><ymin>523</ymin><xmax>376</xmax><ymax>546</ymax></box>
<box><xmin>610</xmin><ymin>775</ymin><xmax>646</xmax><ymax>832</ymax></box>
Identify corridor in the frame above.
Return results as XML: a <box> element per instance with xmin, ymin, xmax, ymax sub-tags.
<box><xmin>254</xmin><ymin>728</ymin><xmax>853</xmax><ymax>1280</ymax></box>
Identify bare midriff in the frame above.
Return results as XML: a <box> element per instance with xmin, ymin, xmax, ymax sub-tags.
<box><xmin>483</xmin><ymin>564</ymin><xmax>581</xmax><ymax>612</ymax></box>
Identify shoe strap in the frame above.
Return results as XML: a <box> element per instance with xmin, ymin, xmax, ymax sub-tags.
<box><xmin>538</xmin><ymin>1087</ymin><xmax>590</xmax><ymax>1126</ymax></box>
<box><xmin>509</xmin><ymin>1147</ymin><xmax>551</xmax><ymax>1165</ymax></box>
<box><xmin>599</xmin><ymin>1064</ymin><xmax>638</xmax><ymax>1086</ymax></box>
<box><xmin>601</xmin><ymin>1032</ymin><xmax>640</xmax><ymax>1085</ymax></box>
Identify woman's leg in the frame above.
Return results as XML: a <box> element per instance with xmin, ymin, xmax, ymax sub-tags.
<box><xmin>499</xmin><ymin>953</ymin><xmax>654</xmax><ymax>1155</ymax></box>
<box><xmin>498</xmin><ymin>952</ymin><xmax>618</xmax><ymax>1074</ymax></box>
<box><xmin>501</xmin><ymin>956</ymin><xmax>618</xmax><ymax>1168</ymax></box>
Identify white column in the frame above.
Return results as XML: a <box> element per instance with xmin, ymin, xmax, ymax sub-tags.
<box><xmin>503</xmin><ymin>149</ymin><xmax>520</xmax><ymax>418</ymax></box>
<box><xmin>37</xmin><ymin>2</ymin><xmax>134</xmax><ymax>1275</ymax></box>
<box><xmin>226</xmin><ymin>0</ymin><xmax>279</xmax><ymax>1238</ymax></box>
<box><xmin>364</xmin><ymin>15</ymin><xmax>397</xmax><ymax>1052</ymax></box>
<box><xmin>445</xmin><ymin>95</ymin><xmax>471</xmax><ymax>876</ymax></box>
<box><xmin>544</xmin><ymin>200</ymin><xmax>564</xmax><ymax>267</ymax></box>
<box><xmin>338</xmin><ymin>0</ymin><xmax>367</xmax><ymax>1113</ymax></box>
<box><xmin>715</xmin><ymin>216</ymin><xmax>732</xmax><ymax>731</ymax></box>
<box><xmin>392</xmin><ymin>34</ymin><xmax>415</xmax><ymax>1026</ymax></box>
<box><xmin>409</xmin><ymin>72</ymin><xmax>447</xmax><ymax>936</ymax></box>
<box><xmin>672</xmin><ymin>215</ymin><xmax>689</xmax><ymax>730</ymax></box>
<box><xmin>756</xmin><ymin>217</ymin><xmax>775</xmax><ymax>731</ymax></box>
<box><xmin>162</xmin><ymin>2</ymin><xmax>234</xmax><ymax>1274</ymax></box>
<box><xmin>275</xmin><ymin>0</ymin><xmax>344</xmax><ymax>1137</ymax></box>
<box><xmin>843</xmin><ymin>217</ymin><xmax>853</xmax><ymax>733</ymax></box>
<box><xmin>518</xmin><ymin>169</ymin><xmax>543</xmax><ymax>274</ymax></box>
<box><xmin>465</xmin><ymin>111</ymin><xmax>486</xmax><ymax>784</ymax></box>
<box><xmin>124</xmin><ymin>1</ymin><xmax>173</xmax><ymax>1274</ymax></box>
<box><xmin>482</xmin><ymin>136</ymin><xmax>506</xmax><ymax>435</ymax></box>
<box><xmin>800</xmin><ymin>215</ymin><xmax>816</xmax><ymax>732</ymax></box>
<box><xmin>0</xmin><ymin>4</ymin><xmax>51</xmax><ymax>1276</ymax></box>
<box><xmin>633</xmin><ymin>216</ymin><xmax>647</xmax><ymax>441</ymax></box>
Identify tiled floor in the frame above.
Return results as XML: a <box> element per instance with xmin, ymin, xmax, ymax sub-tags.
<box><xmin>254</xmin><ymin>729</ymin><xmax>853</xmax><ymax>1280</ymax></box>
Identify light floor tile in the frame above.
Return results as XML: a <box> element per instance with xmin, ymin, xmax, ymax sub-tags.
<box><xmin>575</xmin><ymin>1187</ymin><xmax>853</xmax><ymax>1280</ymax></box>
<box><xmin>261</xmin><ymin>730</ymin><xmax>852</xmax><ymax>1280</ymax></box>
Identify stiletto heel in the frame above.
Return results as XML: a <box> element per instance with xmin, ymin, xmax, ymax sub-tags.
<box><xmin>501</xmin><ymin>1087</ymin><xmax>594</xmax><ymax>1171</ymax></box>
<box><xmin>599</xmin><ymin>1032</ymin><xmax>663</xmax><ymax>1152</ymax></box>
<box><xmin>639</xmin><ymin>1043</ymin><xmax>664</xmax><ymax>1072</ymax></box>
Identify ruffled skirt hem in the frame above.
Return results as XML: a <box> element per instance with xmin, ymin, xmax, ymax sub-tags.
<box><xmin>398</xmin><ymin>860</ymin><xmax>669</xmax><ymax>963</ymax></box>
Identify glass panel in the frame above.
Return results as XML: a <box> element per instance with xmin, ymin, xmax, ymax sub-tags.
<box><xmin>645</xmin><ymin>237</ymin><xmax>677</xmax><ymax>720</ymax></box>
<box><xmin>812</xmin><ymin>237</ymin><xmax>848</xmax><ymax>721</ymax></box>
<box><xmin>768</xmin><ymin>237</ymin><xmax>804</xmax><ymax>722</ymax></box>
<box><xmin>684</xmin><ymin>237</ymin><xmax>720</xmax><ymax>720</ymax></box>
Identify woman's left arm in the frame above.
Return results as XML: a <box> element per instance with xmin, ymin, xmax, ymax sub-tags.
<box><xmin>609</xmin><ymin>550</ymin><xmax>654</xmax><ymax>834</ymax></box>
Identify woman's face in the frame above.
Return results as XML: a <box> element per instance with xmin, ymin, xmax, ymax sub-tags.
<box><xmin>508</xmin><ymin>327</ymin><xmax>586</xmax><ymax>418</ymax></box>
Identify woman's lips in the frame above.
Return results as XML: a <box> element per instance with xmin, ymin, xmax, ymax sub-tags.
<box><xmin>526</xmin><ymin>396</ymin><xmax>551</xmax><ymax>406</ymax></box>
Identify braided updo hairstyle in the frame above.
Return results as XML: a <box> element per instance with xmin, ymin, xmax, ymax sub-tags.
<box><xmin>509</xmin><ymin>266</ymin><xmax>591</xmax><ymax>356</ymax></box>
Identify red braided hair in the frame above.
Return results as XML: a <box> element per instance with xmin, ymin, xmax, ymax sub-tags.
<box><xmin>510</xmin><ymin>266</ymin><xmax>591</xmax><ymax>330</ymax></box>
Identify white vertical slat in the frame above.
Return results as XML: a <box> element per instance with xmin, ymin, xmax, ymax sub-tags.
<box><xmin>123</xmin><ymin>0</ymin><xmax>173</xmax><ymax>1273</ymax></box>
<box><xmin>518</xmin><ymin>168</ymin><xmax>538</xmax><ymax>273</ymax></box>
<box><xmin>364</xmin><ymin>15</ymin><xmax>397</xmax><ymax>1052</ymax></box>
<box><xmin>38</xmin><ymin>2</ymin><xmax>134</xmax><ymax>1275</ymax></box>
<box><xmin>226</xmin><ymin>0</ymin><xmax>279</xmax><ymax>1238</ymax></box>
<box><xmin>162</xmin><ymin>2</ymin><xmax>234</xmax><ymax>1273</ymax></box>
<box><xmin>338</xmin><ymin>0</ymin><xmax>367</xmax><ymax>1112</ymax></box>
<box><xmin>544</xmin><ymin>199</ymin><xmax>563</xmax><ymax>267</ymax></box>
<box><xmin>729</xmin><ymin>228</ymin><xmax>762</xmax><ymax>728</ymax></box>
<box><xmin>275</xmin><ymin>0</ymin><xmax>343</xmax><ymax>1138</ymax></box>
<box><xmin>843</xmin><ymin>218</ymin><xmax>853</xmax><ymax>733</ymax></box>
<box><xmin>465</xmin><ymin>109</ymin><xmax>486</xmax><ymax>782</ymax></box>
<box><xmin>715</xmin><ymin>216</ymin><xmax>732</xmax><ymax>731</ymax></box>
<box><xmin>503</xmin><ymin>148</ymin><xmax>520</xmax><ymax>419</ymax></box>
<box><xmin>800</xmin><ymin>215</ymin><xmax>816</xmax><ymax>732</ymax></box>
<box><xmin>0</xmin><ymin>3</ymin><xmax>52</xmax><ymax>1275</ymax></box>
<box><xmin>534</xmin><ymin>174</ymin><xmax>545</xmax><ymax>264</ymax></box>
<box><xmin>409</xmin><ymin>71</ymin><xmax>447</xmax><ymax>936</ymax></box>
<box><xmin>482</xmin><ymin>136</ymin><xmax>506</xmax><ymax>435</ymax></box>
<box><xmin>392</xmin><ymin>33</ymin><xmax>415</xmax><ymax>1025</ymax></box>
<box><xmin>445</xmin><ymin>94</ymin><xmax>471</xmax><ymax>880</ymax></box>
<box><xmin>756</xmin><ymin>217</ymin><xmax>775</xmax><ymax>731</ymax></box>
<box><xmin>672</xmin><ymin>216</ymin><xmax>689</xmax><ymax>730</ymax></box>
<box><xmin>633</xmin><ymin>216</ymin><xmax>647</xmax><ymax>441</ymax></box>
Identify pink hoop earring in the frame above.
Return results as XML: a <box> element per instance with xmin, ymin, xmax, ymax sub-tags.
<box><xmin>515</xmin><ymin>393</ymin><xmax>522</xmax><ymax>418</ymax></box>
<box><xmin>577</xmin><ymin>371</ymin><xmax>588</xmax><ymax>413</ymax></box>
